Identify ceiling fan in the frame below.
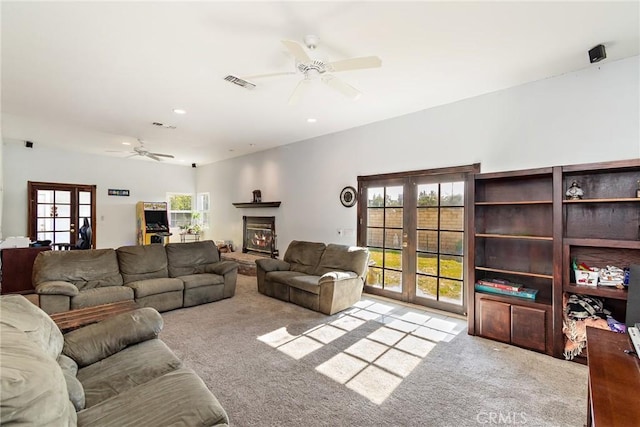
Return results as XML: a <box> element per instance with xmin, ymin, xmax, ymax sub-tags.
<box><xmin>107</xmin><ymin>140</ymin><xmax>175</xmax><ymax>161</ymax></box>
<box><xmin>232</xmin><ymin>35</ymin><xmax>382</xmax><ymax>105</ymax></box>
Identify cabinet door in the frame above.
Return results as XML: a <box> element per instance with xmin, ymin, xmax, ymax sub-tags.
<box><xmin>477</xmin><ymin>298</ymin><xmax>511</xmax><ymax>343</ymax></box>
<box><xmin>511</xmin><ymin>305</ymin><xmax>546</xmax><ymax>352</ymax></box>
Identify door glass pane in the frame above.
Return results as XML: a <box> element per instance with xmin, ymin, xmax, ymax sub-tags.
<box><xmin>384</xmin><ymin>229</ymin><xmax>402</xmax><ymax>249</ymax></box>
<box><xmin>441</xmin><ymin>207</ymin><xmax>464</xmax><ymax>231</ymax></box>
<box><xmin>384</xmin><ymin>208</ymin><xmax>402</xmax><ymax>228</ymax></box>
<box><xmin>368</xmin><ymin>208</ymin><xmax>383</xmax><ymax>227</ymax></box>
<box><xmin>385</xmin><ymin>186</ymin><xmax>403</xmax><ymax>207</ymax></box>
<box><xmin>55</xmin><ymin>232</ymin><xmax>70</xmax><ymax>244</ymax></box>
<box><xmin>79</xmin><ymin>191</ymin><xmax>91</xmax><ymax>204</ymax></box>
<box><xmin>56</xmin><ymin>205</ymin><xmax>71</xmax><ymax>217</ymax></box>
<box><xmin>417</xmin><ymin>184</ymin><xmax>438</xmax><ymax>207</ymax></box>
<box><xmin>55</xmin><ymin>191</ymin><xmax>71</xmax><ymax>204</ymax></box>
<box><xmin>440</xmin><ymin>182</ymin><xmax>464</xmax><ymax>206</ymax></box>
<box><xmin>416</xmin><ymin>275</ymin><xmax>437</xmax><ymax>299</ymax></box>
<box><xmin>417</xmin><ymin>208</ymin><xmax>437</xmax><ymax>229</ymax></box>
<box><xmin>368</xmin><ymin>187</ymin><xmax>384</xmax><ymax>207</ymax></box>
<box><xmin>37</xmin><ymin>204</ymin><xmax>55</xmax><ymax>217</ymax></box>
<box><xmin>440</xmin><ymin>255</ymin><xmax>463</xmax><ymax>280</ymax></box>
<box><xmin>417</xmin><ymin>253</ymin><xmax>437</xmax><ymax>275</ymax></box>
<box><xmin>55</xmin><ymin>218</ymin><xmax>71</xmax><ymax>230</ymax></box>
<box><xmin>384</xmin><ymin>249</ymin><xmax>402</xmax><ymax>271</ymax></box>
<box><xmin>440</xmin><ymin>231</ymin><xmax>463</xmax><ymax>255</ymax></box>
<box><xmin>367</xmin><ymin>228</ymin><xmax>383</xmax><ymax>247</ymax></box>
<box><xmin>383</xmin><ymin>270</ymin><xmax>402</xmax><ymax>293</ymax></box>
<box><xmin>368</xmin><ymin>248</ymin><xmax>383</xmax><ymax>267</ymax></box>
<box><xmin>37</xmin><ymin>190</ymin><xmax>54</xmax><ymax>203</ymax></box>
<box><xmin>79</xmin><ymin>205</ymin><xmax>91</xmax><ymax>218</ymax></box>
<box><xmin>367</xmin><ymin>267</ymin><xmax>383</xmax><ymax>288</ymax></box>
<box><xmin>417</xmin><ymin>230</ymin><xmax>438</xmax><ymax>252</ymax></box>
<box><xmin>37</xmin><ymin>218</ymin><xmax>54</xmax><ymax>231</ymax></box>
<box><xmin>439</xmin><ymin>279</ymin><xmax>463</xmax><ymax>304</ymax></box>
<box><xmin>37</xmin><ymin>232</ymin><xmax>53</xmax><ymax>241</ymax></box>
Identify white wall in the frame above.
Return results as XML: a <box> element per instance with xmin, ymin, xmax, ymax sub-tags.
<box><xmin>198</xmin><ymin>56</ymin><xmax>640</xmax><ymax>253</ymax></box>
<box><xmin>3</xmin><ymin>56</ymin><xmax>638</xmax><ymax>251</ymax></box>
<box><xmin>2</xmin><ymin>141</ymin><xmax>195</xmax><ymax>248</ymax></box>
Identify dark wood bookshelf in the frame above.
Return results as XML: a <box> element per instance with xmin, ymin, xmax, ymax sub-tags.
<box><xmin>468</xmin><ymin>158</ymin><xmax>640</xmax><ymax>360</ymax></box>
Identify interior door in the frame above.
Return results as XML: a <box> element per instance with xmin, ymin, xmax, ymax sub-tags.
<box><xmin>28</xmin><ymin>182</ymin><xmax>96</xmax><ymax>249</ymax></box>
<box><xmin>358</xmin><ymin>166</ymin><xmax>476</xmax><ymax>315</ymax></box>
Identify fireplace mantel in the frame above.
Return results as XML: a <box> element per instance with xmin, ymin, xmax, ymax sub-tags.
<box><xmin>232</xmin><ymin>202</ymin><xmax>281</xmax><ymax>208</ymax></box>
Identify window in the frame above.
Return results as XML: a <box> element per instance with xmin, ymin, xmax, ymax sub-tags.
<box><xmin>167</xmin><ymin>192</ymin><xmax>210</xmax><ymax>230</ymax></box>
<box><xmin>168</xmin><ymin>193</ymin><xmax>193</xmax><ymax>228</ymax></box>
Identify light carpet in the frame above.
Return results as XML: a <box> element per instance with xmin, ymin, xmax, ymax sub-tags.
<box><xmin>160</xmin><ymin>275</ymin><xmax>587</xmax><ymax>427</ymax></box>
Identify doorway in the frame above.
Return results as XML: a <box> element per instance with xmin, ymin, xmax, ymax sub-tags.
<box><xmin>357</xmin><ymin>165</ymin><xmax>478</xmax><ymax>315</ymax></box>
<box><xmin>28</xmin><ymin>181</ymin><xmax>96</xmax><ymax>249</ymax></box>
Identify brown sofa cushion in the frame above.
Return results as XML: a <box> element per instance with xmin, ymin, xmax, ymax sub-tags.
<box><xmin>166</xmin><ymin>241</ymin><xmax>220</xmax><ymax>277</ymax></box>
<box><xmin>283</xmin><ymin>240</ymin><xmax>326</xmax><ymax>274</ymax></box>
<box><xmin>117</xmin><ymin>244</ymin><xmax>169</xmax><ymax>283</ymax></box>
<box><xmin>33</xmin><ymin>249</ymin><xmax>123</xmax><ymax>290</ymax></box>
<box><xmin>314</xmin><ymin>244</ymin><xmax>369</xmax><ymax>277</ymax></box>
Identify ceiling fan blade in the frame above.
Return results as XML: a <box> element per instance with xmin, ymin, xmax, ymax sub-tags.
<box><xmin>288</xmin><ymin>78</ymin><xmax>311</xmax><ymax>105</ymax></box>
<box><xmin>146</xmin><ymin>154</ymin><xmax>162</xmax><ymax>161</ymax></box>
<box><xmin>321</xmin><ymin>74</ymin><xmax>361</xmax><ymax>101</ymax></box>
<box><xmin>326</xmin><ymin>56</ymin><xmax>382</xmax><ymax>72</ymax></box>
<box><xmin>148</xmin><ymin>152</ymin><xmax>175</xmax><ymax>158</ymax></box>
<box><xmin>242</xmin><ymin>71</ymin><xmax>297</xmax><ymax>80</ymax></box>
<box><xmin>281</xmin><ymin>40</ymin><xmax>311</xmax><ymax>64</ymax></box>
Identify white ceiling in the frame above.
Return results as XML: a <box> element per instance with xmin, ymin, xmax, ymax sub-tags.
<box><xmin>2</xmin><ymin>1</ymin><xmax>639</xmax><ymax>166</ymax></box>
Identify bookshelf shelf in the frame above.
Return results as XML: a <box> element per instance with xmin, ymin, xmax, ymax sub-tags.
<box><xmin>563</xmin><ymin>283</ymin><xmax>628</xmax><ymax>300</ymax></box>
<box><xmin>475</xmin><ymin>266</ymin><xmax>553</xmax><ymax>279</ymax></box>
<box><xmin>475</xmin><ymin>200</ymin><xmax>553</xmax><ymax>206</ymax></box>
<box><xmin>475</xmin><ymin>233</ymin><xmax>553</xmax><ymax>241</ymax></box>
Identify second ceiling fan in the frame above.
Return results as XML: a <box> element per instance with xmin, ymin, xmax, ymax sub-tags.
<box><xmin>241</xmin><ymin>35</ymin><xmax>382</xmax><ymax>105</ymax></box>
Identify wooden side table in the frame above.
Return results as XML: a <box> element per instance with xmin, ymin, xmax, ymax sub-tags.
<box><xmin>1</xmin><ymin>246</ymin><xmax>51</xmax><ymax>294</ymax></box>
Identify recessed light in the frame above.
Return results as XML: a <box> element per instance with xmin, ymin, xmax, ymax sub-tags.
<box><xmin>249</xmin><ymin>143</ymin><xmax>256</xmax><ymax>147</ymax></box>
<box><xmin>173</xmin><ymin>109</ymin><xmax>186</xmax><ymax>115</ymax></box>
<box><xmin>229</xmin><ymin>149</ymin><xmax>235</xmax><ymax>152</ymax></box>
<box><xmin>307</xmin><ymin>118</ymin><xmax>317</xmax><ymax>123</ymax></box>
<box><xmin>122</xmin><ymin>142</ymin><xmax>131</xmax><ymax>146</ymax></box>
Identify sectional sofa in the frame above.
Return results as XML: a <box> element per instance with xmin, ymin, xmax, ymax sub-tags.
<box><xmin>33</xmin><ymin>240</ymin><xmax>238</xmax><ymax>314</ymax></box>
<box><xmin>0</xmin><ymin>293</ymin><xmax>229</xmax><ymax>426</ymax></box>
<box><xmin>256</xmin><ymin>240</ymin><xmax>369</xmax><ymax>315</ymax></box>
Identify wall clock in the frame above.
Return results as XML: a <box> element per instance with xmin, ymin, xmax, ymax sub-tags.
<box><xmin>340</xmin><ymin>186</ymin><xmax>357</xmax><ymax>207</ymax></box>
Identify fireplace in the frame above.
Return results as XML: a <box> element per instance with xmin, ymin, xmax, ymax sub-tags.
<box><xmin>242</xmin><ymin>216</ymin><xmax>278</xmax><ymax>258</ymax></box>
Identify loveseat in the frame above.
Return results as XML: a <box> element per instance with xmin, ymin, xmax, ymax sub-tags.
<box><xmin>0</xmin><ymin>294</ymin><xmax>229</xmax><ymax>426</ymax></box>
<box><xmin>33</xmin><ymin>240</ymin><xmax>238</xmax><ymax>314</ymax></box>
<box><xmin>256</xmin><ymin>240</ymin><xmax>369</xmax><ymax>315</ymax></box>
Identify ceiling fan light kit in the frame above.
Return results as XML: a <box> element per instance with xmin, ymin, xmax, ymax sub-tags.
<box><xmin>226</xmin><ymin>36</ymin><xmax>381</xmax><ymax>105</ymax></box>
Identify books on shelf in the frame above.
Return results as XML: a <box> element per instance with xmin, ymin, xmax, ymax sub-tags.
<box><xmin>476</xmin><ymin>279</ymin><xmax>523</xmax><ymax>292</ymax></box>
<box><xmin>474</xmin><ymin>282</ymin><xmax>538</xmax><ymax>300</ymax></box>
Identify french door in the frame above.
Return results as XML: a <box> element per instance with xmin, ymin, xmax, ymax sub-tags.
<box><xmin>357</xmin><ymin>165</ymin><xmax>477</xmax><ymax>315</ymax></box>
<box><xmin>28</xmin><ymin>182</ymin><xmax>96</xmax><ymax>249</ymax></box>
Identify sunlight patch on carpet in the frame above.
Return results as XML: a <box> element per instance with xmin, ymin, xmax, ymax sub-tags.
<box><xmin>346</xmin><ymin>365</ymin><xmax>403</xmax><ymax>405</ymax></box>
<box><xmin>315</xmin><ymin>353</ymin><xmax>367</xmax><ymax>384</ymax></box>
<box><xmin>278</xmin><ymin>336</ymin><xmax>324</xmax><ymax>360</ymax></box>
<box><xmin>257</xmin><ymin>299</ymin><xmax>464</xmax><ymax>404</ymax></box>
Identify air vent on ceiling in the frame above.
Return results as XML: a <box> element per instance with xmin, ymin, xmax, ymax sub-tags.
<box><xmin>152</xmin><ymin>122</ymin><xmax>176</xmax><ymax>129</ymax></box>
<box><xmin>224</xmin><ymin>75</ymin><xmax>256</xmax><ymax>90</ymax></box>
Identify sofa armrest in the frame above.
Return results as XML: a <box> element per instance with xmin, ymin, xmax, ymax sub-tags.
<box><xmin>318</xmin><ymin>271</ymin><xmax>364</xmax><ymax>315</ymax></box>
<box><xmin>206</xmin><ymin>260</ymin><xmax>239</xmax><ymax>276</ymax></box>
<box><xmin>36</xmin><ymin>281</ymin><xmax>79</xmax><ymax>297</ymax></box>
<box><xmin>255</xmin><ymin>258</ymin><xmax>290</xmax><ymax>272</ymax></box>
<box><xmin>62</xmin><ymin>307</ymin><xmax>163</xmax><ymax>367</ymax></box>
<box><xmin>318</xmin><ymin>271</ymin><xmax>358</xmax><ymax>284</ymax></box>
